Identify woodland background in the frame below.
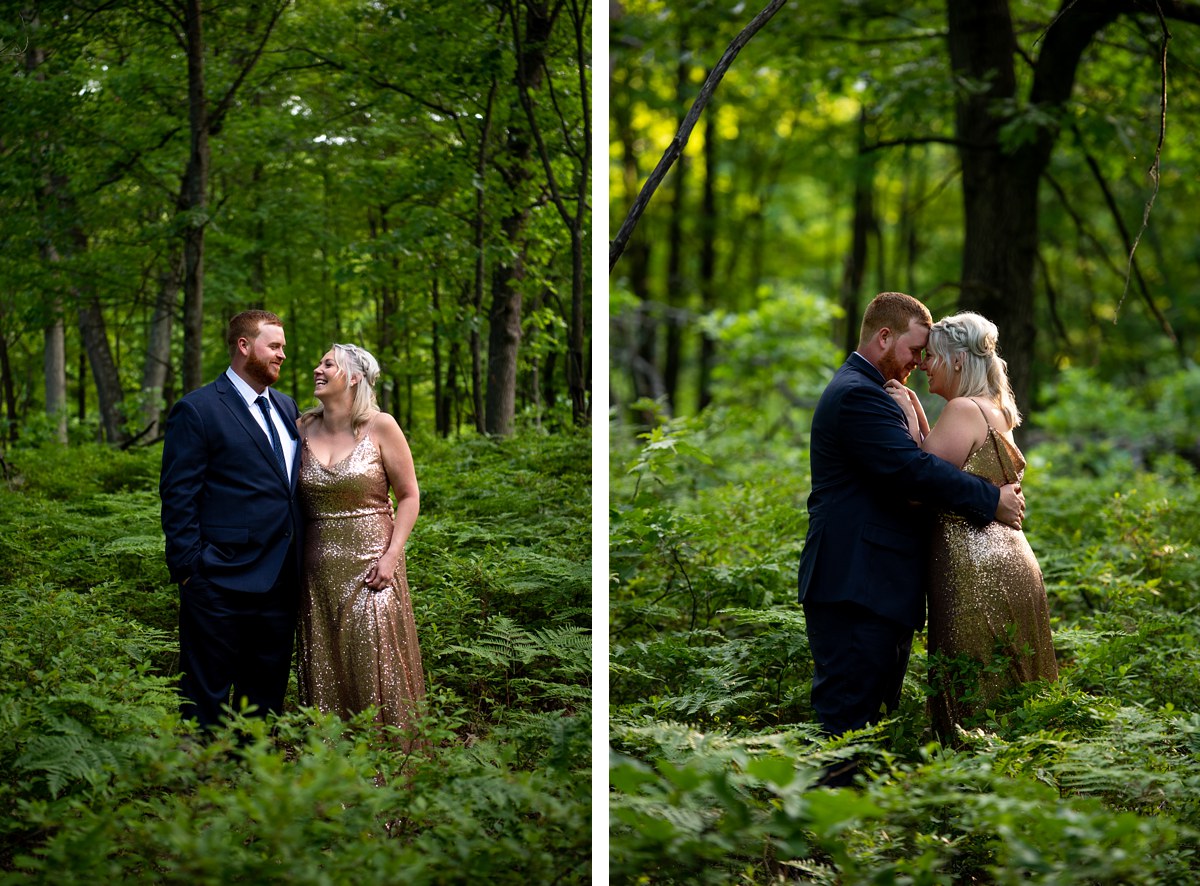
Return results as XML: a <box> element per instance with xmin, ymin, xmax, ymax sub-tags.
<box><xmin>1</xmin><ymin>1</ymin><xmax>592</xmax><ymax>882</ymax></box>
<box><xmin>610</xmin><ymin>1</ymin><xmax>1200</xmax><ymax>882</ymax></box>
<box><xmin>1</xmin><ymin>0</ymin><xmax>590</xmax><ymax>444</ymax></box>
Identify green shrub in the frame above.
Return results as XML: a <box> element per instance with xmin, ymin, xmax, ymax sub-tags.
<box><xmin>1</xmin><ymin>431</ymin><xmax>590</xmax><ymax>882</ymax></box>
<box><xmin>610</xmin><ymin>377</ymin><xmax>1200</xmax><ymax>882</ymax></box>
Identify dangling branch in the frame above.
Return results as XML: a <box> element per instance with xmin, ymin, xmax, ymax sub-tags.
<box><xmin>608</xmin><ymin>0</ymin><xmax>789</xmax><ymax>273</ymax></box>
<box><xmin>1115</xmin><ymin>4</ymin><xmax>1169</xmax><ymax>324</ymax></box>
<box><xmin>1068</xmin><ymin>127</ymin><xmax>1178</xmax><ymax>348</ymax></box>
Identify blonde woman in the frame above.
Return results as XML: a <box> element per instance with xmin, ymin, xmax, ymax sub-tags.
<box><xmin>885</xmin><ymin>312</ymin><xmax>1057</xmax><ymax>741</ymax></box>
<box><xmin>295</xmin><ymin>343</ymin><xmax>425</xmax><ymax>733</ymax></box>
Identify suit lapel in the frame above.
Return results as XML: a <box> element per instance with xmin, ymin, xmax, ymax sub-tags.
<box><xmin>216</xmin><ymin>375</ymin><xmax>290</xmax><ymax>485</ymax></box>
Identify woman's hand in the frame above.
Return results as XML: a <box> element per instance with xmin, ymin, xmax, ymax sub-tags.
<box><xmin>883</xmin><ymin>380</ymin><xmax>922</xmax><ymax>442</ymax></box>
<box><xmin>365</xmin><ymin>550</ymin><xmax>401</xmax><ymax>591</ymax></box>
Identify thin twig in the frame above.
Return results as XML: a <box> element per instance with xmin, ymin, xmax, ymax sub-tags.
<box><xmin>1115</xmin><ymin>3</ymin><xmax>1169</xmax><ymax>324</ymax></box>
<box><xmin>609</xmin><ymin>0</ymin><xmax>789</xmax><ymax>272</ymax></box>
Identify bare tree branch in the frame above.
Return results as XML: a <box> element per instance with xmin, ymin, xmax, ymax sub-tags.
<box><xmin>1067</xmin><ymin>127</ymin><xmax>1179</xmax><ymax>347</ymax></box>
<box><xmin>609</xmin><ymin>0</ymin><xmax>788</xmax><ymax>273</ymax></box>
<box><xmin>1115</xmin><ymin>2</ymin><xmax>1168</xmax><ymax>323</ymax></box>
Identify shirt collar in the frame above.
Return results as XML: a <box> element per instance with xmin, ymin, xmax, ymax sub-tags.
<box><xmin>225</xmin><ymin>367</ymin><xmax>270</xmax><ymax>408</ymax></box>
<box><xmin>849</xmin><ymin>351</ymin><xmax>886</xmax><ymax>384</ymax></box>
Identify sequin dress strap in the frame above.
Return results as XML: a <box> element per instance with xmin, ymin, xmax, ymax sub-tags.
<box><xmin>969</xmin><ymin>397</ymin><xmax>993</xmax><ymax>432</ymax></box>
<box><xmin>971</xmin><ymin>398</ymin><xmax>1019</xmax><ymax>485</ymax></box>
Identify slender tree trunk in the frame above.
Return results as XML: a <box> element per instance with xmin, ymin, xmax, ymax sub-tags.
<box><xmin>838</xmin><ymin>108</ymin><xmax>876</xmax><ymax>357</ymax></box>
<box><xmin>472</xmin><ymin>81</ymin><xmax>498</xmax><ymax>435</ymax></box>
<box><xmin>25</xmin><ymin>36</ymin><xmax>68</xmax><ymax>444</ymax></box>
<box><xmin>249</xmin><ymin>162</ymin><xmax>267</xmax><ymax>300</ymax></box>
<box><xmin>78</xmin><ymin>295</ymin><xmax>128</xmax><ymax>445</ymax></box>
<box><xmin>614</xmin><ymin>98</ymin><xmax>663</xmax><ymax>419</ymax></box>
<box><xmin>141</xmin><ymin>254</ymin><xmax>181</xmax><ymax>438</ymax></box>
<box><xmin>403</xmin><ymin>307</ymin><xmax>413</xmax><ymax>430</ymax></box>
<box><xmin>42</xmin><ymin>281</ymin><xmax>68</xmax><ymax>445</ymax></box>
<box><xmin>696</xmin><ymin>96</ymin><xmax>717</xmax><ymax>412</ymax></box>
<box><xmin>180</xmin><ymin>0</ymin><xmax>209</xmax><ymax>394</ymax></box>
<box><xmin>77</xmin><ymin>350</ymin><xmax>86</xmax><ymax>424</ymax></box>
<box><xmin>663</xmin><ymin>22</ymin><xmax>690</xmax><ymax>413</ymax></box>
<box><xmin>448</xmin><ymin>339</ymin><xmax>462</xmax><ymax>437</ymax></box>
<box><xmin>486</xmin><ymin>244</ymin><xmax>524</xmax><ymax>436</ymax></box>
<box><xmin>487</xmin><ymin>1</ymin><xmax>557</xmax><ymax>436</ymax></box>
<box><xmin>432</xmin><ymin>278</ymin><xmax>446</xmax><ymax>436</ymax></box>
<box><xmin>564</xmin><ymin>0</ymin><xmax>590</xmax><ymax>427</ymax></box>
<box><xmin>544</xmin><ymin>349</ymin><xmax>558</xmax><ymax>412</ymax></box>
<box><xmin>0</xmin><ymin>299</ymin><xmax>16</xmax><ymax>443</ymax></box>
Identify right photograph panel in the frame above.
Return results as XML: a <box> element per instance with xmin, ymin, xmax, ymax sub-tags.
<box><xmin>609</xmin><ymin>1</ymin><xmax>1200</xmax><ymax>881</ymax></box>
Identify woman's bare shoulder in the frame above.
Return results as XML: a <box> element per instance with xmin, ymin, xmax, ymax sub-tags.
<box><xmin>936</xmin><ymin>396</ymin><xmax>993</xmax><ymax>435</ymax></box>
<box><xmin>367</xmin><ymin>410</ymin><xmax>406</xmax><ymax>441</ymax></box>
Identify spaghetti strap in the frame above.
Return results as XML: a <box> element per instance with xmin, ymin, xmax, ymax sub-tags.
<box><xmin>970</xmin><ymin>397</ymin><xmax>993</xmax><ymax>432</ymax></box>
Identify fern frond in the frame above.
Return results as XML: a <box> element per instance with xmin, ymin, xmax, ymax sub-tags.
<box><xmin>14</xmin><ymin>720</ymin><xmax>122</xmax><ymax>798</ymax></box>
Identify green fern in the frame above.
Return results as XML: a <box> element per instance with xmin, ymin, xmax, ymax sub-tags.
<box><xmin>445</xmin><ymin>616</ymin><xmax>590</xmax><ymax>676</ymax></box>
<box><xmin>13</xmin><ymin>715</ymin><xmax>134</xmax><ymax>798</ymax></box>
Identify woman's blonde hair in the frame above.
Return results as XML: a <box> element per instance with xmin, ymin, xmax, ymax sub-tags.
<box><xmin>927</xmin><ymin>312</ymin><xmax>1022</xmax><ymax>428</ymax></box>
<box><xmin>301</xmin><ymin>343</ymin><xmax>382</xmax><ymax>432</ymax></box>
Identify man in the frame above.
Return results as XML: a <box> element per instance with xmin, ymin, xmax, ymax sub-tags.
<box><xmin>160</xmin><ymin>309</ymin><xmax>303</xmax><ymax>728</ymax></box>
<box><xmin>797</xmin><ymin>292</ymin><xmax>1024</xmax><ymax>772</ymax></box>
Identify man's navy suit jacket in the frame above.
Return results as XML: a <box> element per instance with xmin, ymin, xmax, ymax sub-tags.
<box><xmin>797</xmin><ymin>353</ymin><xmax>999</xmax><ymax>630</ymax></box>
<box><xmin>160</xmin><ymin>372</ymin><xmax>303</xmax><ymax>593</ymax></box>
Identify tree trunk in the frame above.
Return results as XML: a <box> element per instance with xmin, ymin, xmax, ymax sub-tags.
<box><xmin>663</xmin><ymin>22</ymin><xmax>691</xmax><ymax>413</ymax></box>
<box><xmin>485</xmin><ymin>248</ymin><xmax>524</xmax><ymax>436</ymax></box>
<box><xmin>837</xmin><ymin>108</ymin><xmax>876</xmax><ymax>357</ymax></box>
<box><xmin>614</xmin><ymin>97</ymin><xmax>663</xmax><ymax>420</ymax></box>
<box><xmin>697</xmin><ymin>97</ymin><xmax>717</xmax><ymax>411</ymax></box>
<box><xmin>42</xmin><ymin>283</ymin><xmax>68</xmax><ymax>445</ymax></box>
<box><xmin>486</xmin><ymin>1</ymin><xmax>557</xmax><ymax>436</ymax></box>
<box><xmin>78</xmin><ymin>296</ymin><xmax>128</xmax><ymax>445</ymax></box>
<box><xmin>565</xmin><ymin>218</ymin><xmax>587</xmax><ymax>426</ymax></box>
<box><xmin>564</xmin><ymin>0</ymin><xmax>589</xmax><ymax>427</ymax></box>
<box><xmin>432</xmin><ymin>278</ymin><xmax>446</xmax><ymax>436</ymax></box>
<box><xmin>25</xmin><ymin>36</ymin><xmax>68</xmax><ymax>444</ymax></box>
<box><xmin>179</xmin><ymin>0</ymin><xmax>209</xmax><ymax>394</ymax></box>
<box><xmin>447</xmin><ymin>339</ymin><xmax>461</xmax><ymax>437</ymax></box>
<box><xmin>947</xmin><ymin>0</ymin><xmax>1121</xmax><ymax>414</ymax></box>
<box><xmin>140</xmin><ymin>255</ymin><xmax>181</xmax><ymax>438</ymax></box>
<box><xmin>472</xmin><ymin>81</ymin><xmax>498</xmax><ymax>435</ymax></box>
<box><xmin>0</xmin><ymin>298</ymin><xmax>16</xmax><ymax>443</ymax></box>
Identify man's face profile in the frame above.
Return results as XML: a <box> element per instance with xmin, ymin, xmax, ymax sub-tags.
<box><xmin>877</xmin><ymin>318</ymin><xmax>928</xmax><ymax>383</ymax></box>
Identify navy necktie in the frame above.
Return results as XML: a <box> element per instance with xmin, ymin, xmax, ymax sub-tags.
<box><xmin>255</xmin><ymin>395</ymin><xmax>287</xmax><ymax>475</ymax></box>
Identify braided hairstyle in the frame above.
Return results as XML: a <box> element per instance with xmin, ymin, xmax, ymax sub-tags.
<box><xmin>302</xmin><ymin>343</ymin><xmax>383</xmax><ymax>433</ymax></box>
<box><xmin>927</xmin><ymin>312</ymin><xmax>1022</xmax><ymax>428</ymax></box>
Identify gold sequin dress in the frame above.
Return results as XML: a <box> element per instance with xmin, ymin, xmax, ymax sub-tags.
<box><xmin>927</xmin><ymin>418</ymin><xmax>1057</xmax><ymax>741</ymax></box>
<box><xmin>297</xmin><ymin>432</ymin><xmax>425</xmax><ymax>730</ymax></box>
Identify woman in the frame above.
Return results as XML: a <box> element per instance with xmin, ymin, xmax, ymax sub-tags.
<box><xmin>296</xmin><ymin>343</ymin><xmax>425</xmax><ymax>733</ymax></box>
<box><xmin>885</xmin><ymin>312</ymin><xmax>1057</xmax><ymax>741</ymax></box>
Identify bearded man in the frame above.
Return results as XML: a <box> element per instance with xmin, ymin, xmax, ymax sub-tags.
<box><xmin>796</xmin><ymin>292</ymin><xmax>1024</xmax><ymax>783</ymax></box>
<box><xmin>160</xmin><ymin>309</ymin><xmax>303</xmax><ymax>728</ymax></box>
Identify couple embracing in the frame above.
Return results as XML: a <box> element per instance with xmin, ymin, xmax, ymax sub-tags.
<box><xmin>159</xmin><ymin>310</ymin><xmax>425</xmax><ymax>736</ymax></box>
<box><xmin>798</xmin><ymin>292</ymin><xmax>1058</xmax><ymax>781</ymax></box>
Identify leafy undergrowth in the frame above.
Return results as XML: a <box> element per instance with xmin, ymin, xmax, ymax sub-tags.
<box><xmin>0</xmin><ymin>429</ymin><xmax>590</xmax><ymax>884</ymax></box>
<box><xmin>610</xmin><ymin>369</ymin><xmax>1200</xmax><ymax>884</ymax></box>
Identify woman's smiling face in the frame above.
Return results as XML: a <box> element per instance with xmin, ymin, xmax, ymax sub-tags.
<box><xmin>313</xmin><ymin>350</ymin><xmax>349</xmax><ymax>400</ymax></box>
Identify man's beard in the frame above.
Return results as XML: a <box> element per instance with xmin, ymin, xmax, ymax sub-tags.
<box><xmin>245</xmin><ymin>350</ymin><xmax>281</xmax><ymax>387</ymax></box>
<box><xmin>877</xmin><ymin>346</ymin><xmax>910</xmax><ymax>383</ymax></box>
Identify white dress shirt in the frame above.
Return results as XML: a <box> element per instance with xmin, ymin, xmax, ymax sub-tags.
<box><xmin>225</xmin><ymin>367</ymin><xmax>297</xmax><ymax>479</ymax></box>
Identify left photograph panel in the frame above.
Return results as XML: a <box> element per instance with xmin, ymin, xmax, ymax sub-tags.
<box><xmin>0</xmin><ymin>2</ymin><xmax>592</xmax><ymax>881</ymax></box>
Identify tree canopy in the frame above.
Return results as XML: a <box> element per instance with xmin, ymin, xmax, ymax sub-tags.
<box><xmin>1</xmin><ymin>0</ymin><xmax>591</xmax><ymax>446</ymax></box>
<box><xmin>610</xmin><ymin>0</ymin><xmax>1200</xmax><ymax>423</ymax></box>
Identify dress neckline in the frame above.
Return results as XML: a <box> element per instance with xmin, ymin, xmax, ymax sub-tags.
<box><xmin>305</xmin><ymin>432</ymin><xmax>372</xmax><ymax>472</ymax></box>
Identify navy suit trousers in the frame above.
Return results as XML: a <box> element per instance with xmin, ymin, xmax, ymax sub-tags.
<box><xmin>803</xmin><ymin>600</ymin><xmax>913</xmax><ymax>737</ymax></box>
<box><xmin>178</xmin><ymin>553</ymin><xmax>298</xmax><ymax>728</ymax></box>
